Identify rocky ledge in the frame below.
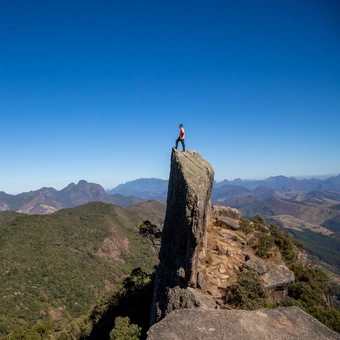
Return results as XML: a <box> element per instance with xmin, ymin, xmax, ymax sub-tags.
<box><xmin>148</xmin><ymin>307</ymin><xmax>340</xmax><ymax>340</ymax></box>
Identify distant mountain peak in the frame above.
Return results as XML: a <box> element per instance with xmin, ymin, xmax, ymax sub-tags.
<box><xmin>64</xmin><ymin>183</ymin><xmax>76</xmax><ymax>190</ymax></box>
<box><xmin>77</xmin><ymin>179</ymin><xmax>89</xmax><ymax>186</ymax></box>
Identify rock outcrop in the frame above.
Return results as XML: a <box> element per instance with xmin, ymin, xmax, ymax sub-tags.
<box><xmin>211</xmin><ymin>205</ymin><xmax>242</xmax><ymax>220</ymax></box>
<box><xmin>243</xmin><ymin>257</ymin><xmax>269</xmax><ymax>275</ymax></box>
<box><xmin>215</xmin><ymin>215</ymin><xmax>240</xmax><ymax>230</ymax></box>
<box><xmin>147</xmin><ymin>307</ymin><xmax>340</xmax><ymax>340</ymax></box>
<box><xmin>150</xmin><ymin>149</ymin><xmax>215</xmax><ymax>324</ymax></box>
<box><xmin>148</xmin><ymin>149</ymin><xmax>339</xmax><ymax>339</ymax></box>
<box><xmin>262</xmin><ymin>265</ymin><xmax>295</xmax><ymax>290</ymax></box>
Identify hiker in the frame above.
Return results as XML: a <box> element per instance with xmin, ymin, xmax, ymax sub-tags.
<box><xmin>175</xmin><ymin>124</ymin><xmax>185</xmax><ymax>151</ymax></box>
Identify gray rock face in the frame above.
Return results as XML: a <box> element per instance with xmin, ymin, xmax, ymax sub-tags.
<box><xmin>212</xmin><ymin>205</ymin><xmax>243</xmax><ymax>220</ymax></box>
<box><xmin>243</xmin><ymin>257</ymin><xmax>269</xmax><ymax>275</ymax></box>
<box><xmin>197</xmin><ymin>272</ymin><xmax>206</xmax><ymax>290</ymax></box>
<box><xmin>263</xmin><ymin>265</ymin><xmax>295</xmax><ymax>290</ymax></box>
<box><xmin>167</xmin><ymin>286</ymin><xmax>215</xmax><ymax>311</ymax></box>
<box><xmin>151</xmin><ymin>262</ymin><xmax>215</xmax><ymax>324</ymax></box>
<box><xmin>147</xmin><ymin>307</ymin><xmax>340</xmax><ymax>340</ymax></box>
<box><xmin>151</xmin><ymin>149</ymin><xmax>214</xmax><ymax>324</ymax></box>
<box><xmin>215</xmin><ymin>215</ymin><xmax>240</xmax><ymax>230</ymax></box>
<box><xmin>219</xmin><ymin>230</ymin><xmax>247</xmax><ymax>244</ymax></box>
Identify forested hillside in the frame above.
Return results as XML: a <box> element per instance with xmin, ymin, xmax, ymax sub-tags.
<box><xmin>0</xmin><ymin>202</ymin><xmax>160</xmax><ymax>336</ymax></box>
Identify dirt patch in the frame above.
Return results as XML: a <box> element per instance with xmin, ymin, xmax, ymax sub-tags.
<box><xmin>96</xmin><ymin>237</ymin><xmax>129</xmax><ymax>264</ymax></box>
<box><xmin>272</xmin><ymin>214</ymin><xmax>333</xmax><ymax>236</ymax></box>
<box><xmin>104</xmin><ymin>279</ymin><xmax>115</xmax><ymax>291</ymax></box>
<box><xmin>95</xmin><ymin>223</ymin><xmax>131</xmax><ymax>263</ymax></box>
<box><xmin>48</xmin><ymin>306</ymin><xmax>66</xmax><ymax>320</ymax></box>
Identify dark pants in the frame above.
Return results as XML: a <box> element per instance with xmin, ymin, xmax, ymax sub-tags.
<box><xmin>175</xmin><ymin>137</ymin><xmax>185</xmax><ymax>151</ymax></box>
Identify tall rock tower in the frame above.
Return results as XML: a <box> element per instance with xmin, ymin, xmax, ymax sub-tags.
<box><xmin>151</xmin><ymin>148</ymin><xmax>214</xmax><ymax>324</ymax></box>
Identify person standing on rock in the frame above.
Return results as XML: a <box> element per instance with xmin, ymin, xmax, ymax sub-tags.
<box><xmin>175</xmin><ymin>124</ymin><xmax>185</xmax><ymax>151</ymax></box>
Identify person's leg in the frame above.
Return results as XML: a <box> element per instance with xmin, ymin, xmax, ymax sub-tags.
<box><xmin>181</xmin><ymin>139</ymin><xmax>185</xmax><ymax>151</ymax></box>
<box><xmin>175</xmin><ymin>137</ymin><xmax>180</xmax><ymax>149</ymax></box>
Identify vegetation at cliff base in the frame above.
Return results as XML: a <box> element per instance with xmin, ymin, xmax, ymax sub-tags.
<box><xmin>110</xmin><ymin>317</ymin><xmax>141</xmax><ymax>340</ymax></box>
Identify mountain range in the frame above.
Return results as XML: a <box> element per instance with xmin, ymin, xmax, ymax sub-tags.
<box><xmin>4</xmin><ymin>175</ymin><xmax>340</xmax><ymax>276</ymax></box>
<box><xmin>107</xmin><ymin>178</ymin><xmax>168</xmax><ymax>201</ymax></box>
<box><xmin>107</xmin><ymin>174</ymin><xmax>340</xmax><ymax>197</ymax></box>
<box><xmin>0</xmin><ymin>180</ymin><xmax>144</xmax><ymax>214</ymax></box>
<box><xmin>2</xmin><ymin>176</ymin><xmax>340</xmax><ymax>232</ymax></box>
<box><xmin>1</xmin><ymin>175</ymin><xmax>339</xmax><ymax>222</ymax></box>
<box><xmin>107</xmin><ymin>175</ymin><xmax>340</xmax><ymax>230</ymax></box>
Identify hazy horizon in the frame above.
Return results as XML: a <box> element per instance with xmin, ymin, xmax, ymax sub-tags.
<box><xmin>3</xmin><ymin>172</ymin><xmax>339</xmax><ymax>195</ymax></box>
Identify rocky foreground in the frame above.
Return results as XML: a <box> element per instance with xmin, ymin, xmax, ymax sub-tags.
<box><xmin>148</xmin><ymin>307</ymin><xmax>340</xmax><ymax>340</ymax></box>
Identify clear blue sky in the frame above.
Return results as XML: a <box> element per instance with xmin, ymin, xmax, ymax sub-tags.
<box><xmin>1</xmin><ymin>0</ymin><xmax>339</xmax><ymax>194</ymax></box>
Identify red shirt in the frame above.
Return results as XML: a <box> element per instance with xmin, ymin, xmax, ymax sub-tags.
<box><xmin>180</xmin><ymin>127</ymin><xmax>185</xmax><ymax>139</ymax></box>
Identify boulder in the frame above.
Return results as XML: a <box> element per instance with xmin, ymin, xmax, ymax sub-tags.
<box><xmin>243</xmin><ymin>257</ymin><xmax>269</xmax><ymax>275</ymax></box>
<box><xmin>215</xmin><ymin>216</ymin><xmax>240</xmax><ymax>230</ymax></box>
<box><xmin>262</xmin><ymin>265</ymin><xmax>295</xmax><ymax>290</ymax></box>
<box><xmin>147</xmin><ymin>307</ymin><xmax>340</xmax><ymax>340</ymax></box>
<box><xmin>211</xmin><ymin>205</ymin><xmax>243</xmax><ymax>220</ymax></box>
